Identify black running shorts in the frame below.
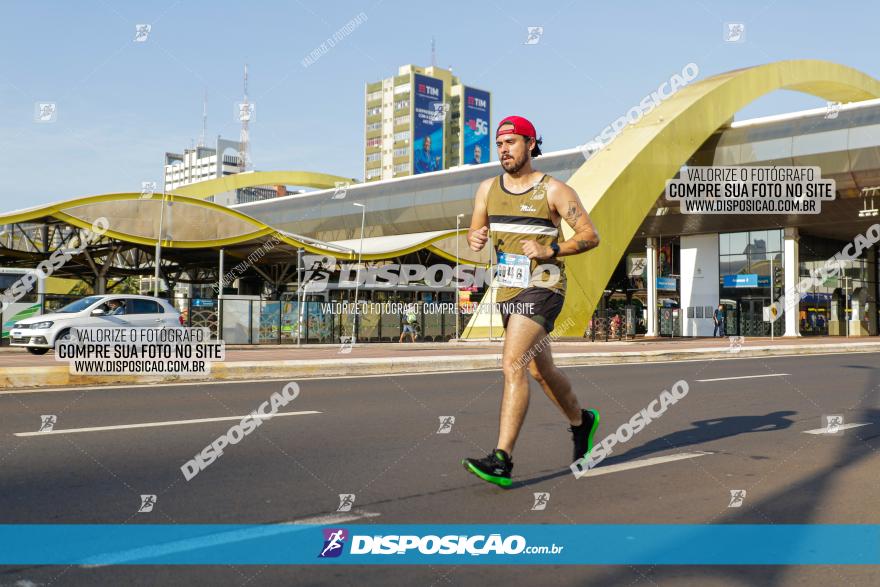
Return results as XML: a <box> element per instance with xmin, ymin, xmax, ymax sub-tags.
<box><xmin>499</xmin><ymin>287</ymin><xmax>565</xmax><ymax>334</ymax></box>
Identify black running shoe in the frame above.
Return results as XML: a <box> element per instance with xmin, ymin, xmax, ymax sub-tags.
<box><xmin>462</xmin><ymin>449</ymin><xmax>513</xmax><ymax>487</ymax></box>
<box><xmin>570</xmin><ymin>408</ymin><xmax>601</xmax><ymax>462</ymax></box>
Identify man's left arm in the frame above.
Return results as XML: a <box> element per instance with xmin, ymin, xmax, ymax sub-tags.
<box><xmin>520</xmin><ymin>180</ymin><xmax>600</xmax><ymax>260</ymax></box>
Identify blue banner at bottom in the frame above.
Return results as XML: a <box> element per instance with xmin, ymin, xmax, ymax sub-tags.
<box><xmin>0</xmin><ymin>525</ymin><xmax>877</xmax><ymax>565</ymax></box>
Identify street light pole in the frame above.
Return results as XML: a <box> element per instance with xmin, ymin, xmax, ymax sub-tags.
<box><xmin>154</xmin><ymin>189</ymin><xmax>166</xmax><ymax>298</ymax></box>
<box><xmin>769</xmin><ymin>257</ymin><xmax>774</xmax><ymax>342</ymax></box>
<box><xmin>456</xmin><ymin>213</ymin><xmax>464</xmax><ymax>340</ymax></box>
<box><xmin>296</xmin><ymin>248</ymin><xmax>303</xmax><ymax>347</ymax></box>
<box><xmin>352</xmin><ymin>202</ymin><xmax>366</xmax><ymax>345</ymax></box>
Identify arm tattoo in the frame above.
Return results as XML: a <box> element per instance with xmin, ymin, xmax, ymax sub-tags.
<box><xmin>576</xmin><ymin>239</ymin><xmax>590</xmax><ymax>252</ymax></box>
<box><xmin>565</xmin><ymin>201</ymin><xmax>581</xmax><ymax>222</ymax></box>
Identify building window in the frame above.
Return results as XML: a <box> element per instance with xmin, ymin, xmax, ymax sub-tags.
<box><xmin>719</xmin><ymin>229</ymin><xmax>782</xmax><ymax>276</ymax></box>
<box><xmin>393</xmin><ymin>131</ymin><xmax>410</xmax><ymax>142</ymax></box>
<box><xmin>393</xmin><ymin>163</ymin><xmax>409</xmax><ymax>173</ymax></box>
<box><xmin>366</xmin><ymin>121</ymin><xmax>382</xmax><ymax>131</ymax></box>
<box><xmin>367</xmin><ymin>90</ymin><xmax>382</xmax><ymax>101</ymax></box>
<box><xmin>366</xmin><ymin>168</ymin><xmax>382</xmax><ymax>179</ymax></box>
<box><xmin>366</xmin><ymin>137</ymin><xmax>382</xmax><ymax>148</ymax></box>
<box><xmin>393</xmin><ymin>83</ymin><xmax>410</xmax><ymax>95</ymax></box>
<box><xmin>366</xmin><ymin>153</ymin><xmax>381</xmax><ymax>163</ymax></box>
<box><xmin>367</xmin><ymin>107</ymin><xmax>381</xmax><ymax>117</ymax></box>
<box><xmin>393</xmin><ymin>147</ymin><xmax>408</xmax><ymax>158</ymax></box>
<box><xmin>394</xmin><ymin>99</ymin><xmax>409</xmax><ymax>110</ymax></box>
<box><xmin>394</xmin><ymin>115</ymin><xmax>410</xmax><ymax>126</ymax></box>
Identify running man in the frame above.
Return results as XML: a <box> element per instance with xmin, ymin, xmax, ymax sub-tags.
<box><xmin>462</xmin><ymin>115</ymin><xmax>601</xmax><ymax>487</ymax></box>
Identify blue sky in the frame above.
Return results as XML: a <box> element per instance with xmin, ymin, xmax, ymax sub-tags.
<box><xmin>1</xmin><ymin>0</ymin><xmax>878</xmax><ymax>209</ymax></box>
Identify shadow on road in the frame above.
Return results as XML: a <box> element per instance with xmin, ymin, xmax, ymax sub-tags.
<box><xmin>515</xmin><ymin>410</ymin><xmax>798</xmax><ymax>489</ymax></box>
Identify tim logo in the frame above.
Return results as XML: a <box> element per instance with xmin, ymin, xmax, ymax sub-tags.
<box><xmin>318</xmin><ymin>528</ymin><xmax>348</xmax><ymax>558</ymax></box>
<box><xmin>419</xmin><ymin>83</ymin><xmax>439</xmax><ymax>98</ymax></box>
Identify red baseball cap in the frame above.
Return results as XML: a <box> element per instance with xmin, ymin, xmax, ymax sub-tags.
<box><xmin>496</xmin><ymin>115</ymin><xmax>537</xmax><ymax>139</ymax></box>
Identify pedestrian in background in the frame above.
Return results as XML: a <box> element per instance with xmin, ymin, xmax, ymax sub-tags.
<box><xmin>399</xmin><ymin>303</ymin><xmax>419</xmax><ymax>343</ymax></box>
<box><xmin>713</xmin><ymin>304</ymin><xmax>725</xmax><ymax>337</ymax></box>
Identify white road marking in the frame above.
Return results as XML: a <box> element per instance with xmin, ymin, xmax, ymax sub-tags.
<box><xmin>290</xmin><ymin>510</ymin><xmax>381</xmax><ymax>525</ymax></box>
<box><xmin>80</xmin><ymin>510</ymin><xmax>380</xmax><ymax>567</ymax></box>
<box><xmin>578</xmin><ymin>451</ymin><xmax>713</xmax><ymax>478</ymax></box>
<box><xmin>14</xmin><ymin>411</ymin><xmax>321</xmax><ymax>437</ymax></box>
<box><xmin>696</xmin><ymin>373</ymin><xmax>790</xmax><ymax>382</ymax></box>
<box><xmin>803</xmin><ymin>423</ymin><xmax>872</xmax><ymax>435</ymax></box>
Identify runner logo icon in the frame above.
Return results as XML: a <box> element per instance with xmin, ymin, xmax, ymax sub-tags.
<box><xmin>318</xmin><ymin>528</ymin><xmax>348</xmax><ymax>558</ymax></box>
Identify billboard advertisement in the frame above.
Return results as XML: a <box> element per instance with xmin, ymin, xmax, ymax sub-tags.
<box><xmin>412</xmin><ymin>73</ymin><xmax>444</xmax><ymax>175</ymax></box>
<box><xmin>462</xmin><ymin>87</ymin><xmax>490</xmax><ymax>165</ymax></box>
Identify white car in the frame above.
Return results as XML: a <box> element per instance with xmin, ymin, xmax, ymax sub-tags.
<box><xmin>9</xmin><ymin>294</ymin><xmax>183</xmax><ymax>355</ymax></box>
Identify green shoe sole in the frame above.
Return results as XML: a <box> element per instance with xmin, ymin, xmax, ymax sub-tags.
<box><xmin>584</xmin><ymin>408</ymin><xmax>601</xmax><ymax>459</ymax></box>
<box><xmin>462</xmin><ymin>459</ymin><xmax>512</xmax><ymax>487</ymax></box>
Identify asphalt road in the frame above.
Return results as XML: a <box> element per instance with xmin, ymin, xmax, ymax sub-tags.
<box><xmin>1</xmin><ymin>351</ymin><xmax>878</xmax><ymax>586</ymax></box>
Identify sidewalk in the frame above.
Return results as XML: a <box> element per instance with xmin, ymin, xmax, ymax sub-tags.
<box><xmin>1</xmin><ymin>336</ymin><xmax>878</xmax><ymax>390</ymax></box>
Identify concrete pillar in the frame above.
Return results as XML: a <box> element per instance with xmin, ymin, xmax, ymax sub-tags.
<box><xmin>868</xmin><ymin>247</ymin><xmax>878</xmax><ymax>336</ymax></box>
<box><xmin>783</xmin><ymin>227</ymin><xmax>800</xmax><ymax>337</ymax></box>
<box><xmin>646</xmin><ymin>237</ymin><xmax>658</xmax><ymax>337</ymax></box>
<box><xmin>680</xmin><ymin>234</ymin><xmax>720</xmax><ymax>337</ymax></box>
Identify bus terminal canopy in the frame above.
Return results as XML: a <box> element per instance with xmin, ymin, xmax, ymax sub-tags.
<box><xmin>0</xmin><ymin>192</ymin><xmax>485</xmax><ymax>287</ymax></box>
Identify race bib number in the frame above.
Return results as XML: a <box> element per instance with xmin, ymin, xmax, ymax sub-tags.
<box><xmin>496</xmin><ymin>252</ymin><xmax>530</xmax><ymax>288</ymax></box>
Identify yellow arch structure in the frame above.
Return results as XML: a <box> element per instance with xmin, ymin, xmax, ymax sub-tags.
<box><xmin>544</xmin><ymin>59</ymin><xmax>880</xmax><ymax>337</ymax></box>
<box><xmin>172</xmin><ymin>170</ymin><xmax>355</xmax><ymax>198</ymax></box>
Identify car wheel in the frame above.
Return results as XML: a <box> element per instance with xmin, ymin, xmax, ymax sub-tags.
<box><xmin>53</xmin><ymin>329</ymin><xmax>72</xmax><ymax>351</ymax></box>
<box><xmin>27</xmin><ymin>347</ymin><xmax>50</xmax><ymax>355</ymax></box>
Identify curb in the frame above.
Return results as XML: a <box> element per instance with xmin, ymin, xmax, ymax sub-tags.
<box><xmin>1</xmin><ymin>342</ymin><xmax>878</xmax><ymax>390</ymax></box>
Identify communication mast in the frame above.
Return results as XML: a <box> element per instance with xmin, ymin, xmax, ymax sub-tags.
<box><xmin>239</xmin><ymin>64</ymin><xmax>251</xmax><ymax>170</ymax></box>
<box><xmin>197</xmin><ymin>89</ymin><xmax>207</xmax><ymax>148</ymax></box>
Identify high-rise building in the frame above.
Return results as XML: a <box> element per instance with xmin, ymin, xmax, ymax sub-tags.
<box><xmin>364</xmin><ymin>65</ymin><xmax>491</xmax><ymax>182</ymax></box>
<box><xmin>163</xmin><ymin>137</ymin><xmax>243</xmax><ymax>192</ymax></box>
<box><xmin>163</xmin><ymin>136</ymin><xmax>289</xmax><ymax>206</ymax></box>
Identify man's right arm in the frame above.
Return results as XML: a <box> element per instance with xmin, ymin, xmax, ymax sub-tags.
<box><xmin>466</xmin><ymin>178</ymin><xmax>492</xmax><ymax>252</ymax></box>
